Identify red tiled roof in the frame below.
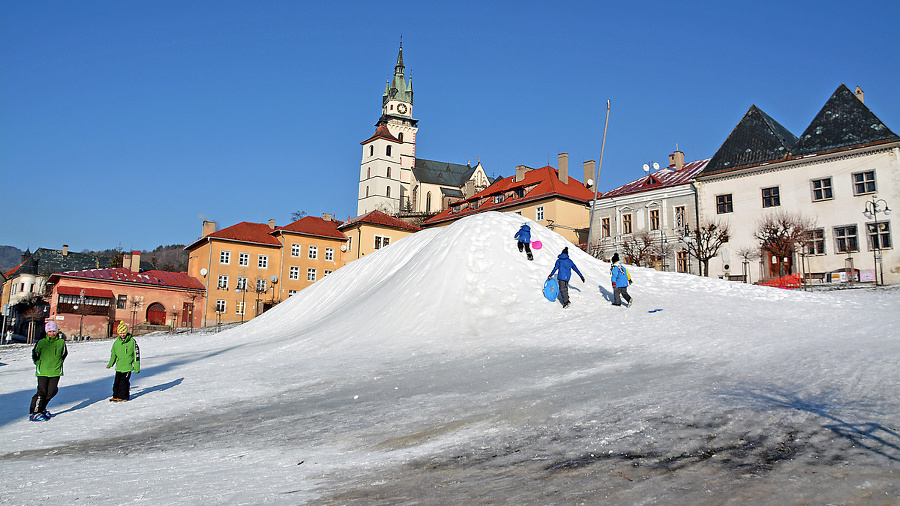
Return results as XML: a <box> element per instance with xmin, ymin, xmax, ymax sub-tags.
<box><xmin>360</xmin><ymin>124</ymin><xmax>401</xmax><ymax>145</ymax></box>
<box><xmin>50</xmin><ymin>268</ymin><xmax>206</xmax><ymax>290</ymax></box>
<box><xmin>601</xmin><ymin>159</ymin><xmax>709</xmax><ymax>198</ymax></box>
<box><xmin>57</xmin><ymin>286</ymin><xmax>115</xmax><ymax>298</ymax></box>
<box><xmin>277</xmin><ymin>216</ymin><xmax>348</xmax><ymax>240</ymax></box>
<box><xmin>339</xmin><ymin>210</ymin><xmax>422</xmax><ymax>232</ymax></box>
<box><xmin>187</xmin><ymin>221</ymin><xmax>283</xmax><ymax>250</ymax></box>
<box><xmin>425</xmin><ymin>166</ymin><xmax>596</xmax><ymax>225</ymax></box>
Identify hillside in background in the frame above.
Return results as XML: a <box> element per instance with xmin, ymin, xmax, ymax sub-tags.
<box><xmin>0</xmin><ymin>245</ymin><xmax>24</xmax><ymax>273</ymax></box>
<box><xmin>0</xmin><ymin>244</ymin><xmax>188</xmax><ymax>274</ymax></box>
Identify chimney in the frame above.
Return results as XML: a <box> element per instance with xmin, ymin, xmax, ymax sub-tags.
<box><xmin>62</xmin><ymin>245</ymin><xmax>69</xmax><ymax>256</ymax></box>
<box><xmin>268</xmin><ymin>219</ymin><xmax>276</xmax><ymax>229</ymax></box>
<box><xmin>583</xmin><ymin>160</ymin><xmax>596</xmax><ymax>188</ymax></box>
<box><xmin>558</xmin><ymin>153</ymin><xmax>569</xmax><ymax>185</ymax></box>
<box><xmin>202</xmin><ymin>221</ymin><xmax>216</xmax><ymax>237</ymax></box>
<box><xmin>130</xmin><ymin>250</ymin><xmax>141</xmax><ymax>272</ymax></box>
<box><xmin>669</xmin><ymin>150</ymin><xmax>685</xmax><ymax>171</ymax></box>
<box><xmin>464</xmin><ymin>180</ymin><xmax>475</xmax><ymax>198</ymax></box>
<box><xmin>322</xmin><ymin>213</ymin><xmax>332</xmax><ymax>221</ymax></box>
<box><xmin>515</xmin><ymin>165</ymin><xmax>529</xmax><ymax>182</ymax></box>
<box><xmin>123</xmin><ymin>252</ymin><xmax>132</xmax><ymax>270</ymax></box>
<box><xmin>855</xmin><ymin>86</ymin><xmax>864</xmax><ymax>104</ymax></box>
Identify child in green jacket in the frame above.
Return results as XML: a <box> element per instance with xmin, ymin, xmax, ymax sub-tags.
<box><xmin>30</xmin><ymin>321</ymin><xmax>68</xmax><ymax>421</ymax></box>
<box><xmin>107</xmin><ymin>321</ymin><xmax>140</xmax><ymax>401</ymax></box>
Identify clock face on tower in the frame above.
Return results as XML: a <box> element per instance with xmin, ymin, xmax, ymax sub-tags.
<box><xmin>397</xmin><ymin>103</ymin><xmax>407</xmax><ymax>115</ymax></box>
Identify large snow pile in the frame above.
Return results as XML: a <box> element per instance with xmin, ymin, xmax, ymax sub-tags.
<box><xmin>1</xmin><ymin>211</ymin><xmax>898</xmax><ymax>504</ymax></box>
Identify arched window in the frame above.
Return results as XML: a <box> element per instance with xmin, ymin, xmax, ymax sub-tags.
<box><xmin>386</xmin><ymin>167</ymin><xmax>391</xmax><ymax>179</ymax></box>
<box><xmin>369</xmin><ymin>145</ymin><xmax>373</xmax><ymax>156</ymax></box>
<box><xmin>386</xmin><ymin>145</ymin><xmax>392</xmax><ymax>156</ymax></box>
<box><xmin>426</xmin><ymin>192</ymin><xmax>432</xmax><ymax>213</ymax></box>
<box><xmin>366</xmin><ymin>186</ymin><xmax>369</xmax><ymax>197</ymax></box>
<box><xmin>367</xmin><ymin>167</ymin><xmax>371</xmax><ymax>178</ymax></box>
<box><xmin>386</xmin><ymin>186</ymin><xmax>391</xmax><ymax>198</ymax></box>
<box><xmin>398</xmin><ymin>132</ymin><xmax>404</xmax><ymax>142</ymax></box>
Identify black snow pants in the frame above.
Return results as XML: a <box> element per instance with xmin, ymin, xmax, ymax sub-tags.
<box><xmin>30</xmin><ymin>376</ymin><xmax>60</xmax><ymax>414</ymax></box>
<box><xmin>113</xmin><ymin>371</ymin><xmax>132</xmax><ymax>400</ymax></box>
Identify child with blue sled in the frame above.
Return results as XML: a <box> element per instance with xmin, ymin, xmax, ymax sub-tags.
<box><xmin>548</xmin><ymin>247</ymin><xmax>584</xmax><ymax>308</ymax></box>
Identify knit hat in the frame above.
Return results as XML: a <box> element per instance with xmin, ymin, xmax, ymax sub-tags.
<box><xmin>45</xmin><ymin>321</ymin><xmax>58</xmax><ymax>332</ymax></box>
<box><xmin>562</xmin><ymin>247</ymin><xmax>569</xmax><ymax>254</ymax></box>
<box><xmin>117</xmin><ymin>321</ymin><xmax>128</xmax><ymax>334</ymax></box>
<box><xmin>611</xmin><ymin>253</ymin><xmax>620</xmax><ymax>263</ymax></box>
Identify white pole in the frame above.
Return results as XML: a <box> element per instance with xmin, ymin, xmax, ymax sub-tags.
<box><xmin>587</xmin><ymin>100</ymin><xmax>611</xmax><ymax>255</ymax></box>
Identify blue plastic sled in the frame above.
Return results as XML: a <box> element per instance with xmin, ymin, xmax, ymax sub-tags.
<box><xmin>543</xmin><ymin>277</ymin><xmax>559</xmax><ymax>301</ymax></box>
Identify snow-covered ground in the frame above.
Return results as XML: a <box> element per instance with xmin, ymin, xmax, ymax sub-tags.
<box><xmin>1</xmin><ymin>212</ymin><xmax>898</xmax><ymax>504</ymax></box>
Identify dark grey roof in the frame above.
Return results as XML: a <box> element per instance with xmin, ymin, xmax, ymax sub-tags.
<box><xmin>701</xmin><ymin>105</ymin><xmax>798</xmax><ymax>176</ymax></box>
<box><xmin>792</xmin><ymin>84</ymin><xmax>899</xmax><ymax>156</ymax></box>
<box><xmin>412</xmin><ymin>158</ymin><xmax>475</xmax><ymax>188</ymax></box>
<box><xmin>12</xmin><ymin>248</ymin><xmax>109</xmax><ymax>277</ymax></box>
<box><xmin>440</xmin><ymin>188</ymin><xmax>464</xmax><ymax>198</ymax></box>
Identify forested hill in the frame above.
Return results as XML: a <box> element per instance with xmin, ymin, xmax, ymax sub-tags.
<box><xmin>0</xmin><ymin>244</ymin><xmax>188</xmax><ymax>273</ymax></box>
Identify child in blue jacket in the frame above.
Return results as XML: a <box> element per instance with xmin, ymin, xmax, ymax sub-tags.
<box><xmin>610</xmin><ymin>253</ymin><xmax>633</xmax><ymax>307</ymax></box>
<box><xmin>514</xmin><ymin>223</ymin><xmax>533</xmax><ymax>261</ymax></box>
<box><xmin>548</xmin><ymin>247</ymin><xmax>585</xmax><ymax>308</ymax></box>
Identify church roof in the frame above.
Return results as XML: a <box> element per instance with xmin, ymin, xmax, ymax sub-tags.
<box><xmin>412</xmin><ymin>158</ymin><xmax>476</xmax><ymax>187</ymax></box>
<box><xmin>360</xmin><ymin>124</ymin><xmax>401</xmax><ymax>145</ymax></box>
<box><xmin>792</xmin><ymin>84</ymin><xmax>899</xmax><ymax>156</ymax></box>
<box><xmin>701</xmin><ymin>105</ymin><xmax>797</xmax><ymax>176</ymax></box>
<box><xmin>383</xmin><ymin>43</ymin><xmax>413</xmax><ymax>105</ymax></box>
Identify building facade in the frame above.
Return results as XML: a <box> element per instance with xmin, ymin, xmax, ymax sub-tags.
<box><xmin>338</xmin><ymin>210</ymin><xmax>422</xmax><ymax>263</ymax></box>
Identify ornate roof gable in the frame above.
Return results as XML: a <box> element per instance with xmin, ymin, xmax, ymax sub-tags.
<box><xmin>792</xmin><ymin>84</ymin><xmax>899</xmax><ymax>156</ymax></box>
<box><xmin>702</xmin><ymin>105</ymin><xmax>797</xmax><ymax>176</ymax></box>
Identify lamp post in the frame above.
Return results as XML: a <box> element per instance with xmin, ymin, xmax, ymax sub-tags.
<box><xmin>235</xmin><ymin>285</ymin><xmax>247</xmax><ymax>323</ymax></box>
<box><xmin>678</xmin><ymin>224</ymin><xmax>693</xmax><ymax>275</ymax></box>
<box><xmin>862</xmin><ymin>197</ymin><xmax>891</xmax><ymax>286</ymax></box>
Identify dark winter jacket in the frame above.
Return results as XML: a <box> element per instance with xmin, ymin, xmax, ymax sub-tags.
<box><xmin>32</xmin><ymin>334</ymin><xmax>68</xmax><ymax>377</ymax></box>
<box><xmin>611</xmin><ymin>262</ymin><xmax>630</xmax><ymax>288</ymax></box>
<box><xmin>108</xmin><ymin>334</ymin><xmax>141</xmax><ymax>373</ymax></box>
<box><xmin>550</xmin><ymin>254</ymin><xmax>584</xmax><ymax>282</ymax></box>
<box><xmin>514</xmin><ymin>224</ymin><xmax>531</xmax><ymax>243</ymax></box>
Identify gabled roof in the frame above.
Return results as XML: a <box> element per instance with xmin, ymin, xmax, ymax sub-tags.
<box><xmin>276</xmin><ymin>216</ymin><xmax>347</xmax><ymax>240</ymax></box>
<box><xmin>601</xmin><ymin>159</ymin><xmax>710</xmax><ymax>198</ymax></box>
<box><xmin>5</xmin><ymin>248</ymin><xmax>108</xmax><ymax>278</ymax></box>
<box><xmin>49</xmin><ymin>268</ymin><xmax>205</xmax><ymax>291</ymax></box>
<box><xmin>702</xmin><ymin>105</ymin><xmax>797</xmax><ymax>176</ymax></box>
<box><xmin>186</xmin><ymin>222</ymin><xmax>282</xmax><ymax>250</ymax></box>
<box><xmin>412</xmin><ymin>158</ymin><xmax>476</xmax><ymax>187</ymax></box>
<box><xmin>792</xmin><ymin>84</ymin><xmax>899</xmax><ymax>156</ymax></box>
<box><xmin>360</xmin><ymin>124</ymin><xmax>401</xmax><ymax>145</ymax></box>
<box><xmin>338</xmin><ymin>210</ymin><xmax>422</xmax><ymax>232</ymax></box>
<box><xmin>424</xmin><ymin>166</ymin><xmax>595</xmax><ymax>226</ymax></box>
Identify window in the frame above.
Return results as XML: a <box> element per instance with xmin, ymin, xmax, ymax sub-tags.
<box><xmin>426</xmin><ymin>192</ymin><xmax>432</xmax><ymax>213</ymax></box>
<box><xmin>375</xmin><ymin>235</ymin><xmax>391</xmax><ymax>249</ymax></box>
<box><xmin>398</xmin><ymin>133</ymin><xmax>404</xmax><ymax>142</ymax></box>
<box><xmin>601</xmin><ymin>217</ymin><xmax>610</xmax><ymax>238</ymax></box>
<box><xmin>649</xmin><ymin>209</ymin><xmax>660</xmax><ymax>231</ymax></box>
<box><xmin>325</xmin><ymin>248</ymin><xmax>334</xmax><ymax>261</ymax></box>
<box><xmin>853</xmin><ymin>170</ymin><xmax>876</xmax><ymax>195</ymax></box>
<box><xmin>811</xmin><ymin>178</ymin><xmax>833</xmax><ymax>202</ymax></box>
<box><xmin>256</xmin><ymin>278</ymin><xmax>267</xmax><ymax>291</ymax></box>
<box><xmin>307</xmin><ymin>268</ymin><xmax>317</xmax><ymax>282</ymax></box>
<box><xmin>622</xmin><ymin>214</ymin><xmax>633</xmax><ymax>234</ymax></box>
<box><xmin>324</xmin><ymin>270</ymin><xmax>333</xmax><ymax>276</ymax></box>
<box><xmin>366</xmin><ymin>186</ymin><xmax>369</xmax><ymax>197</ymax></box>
<box><xmin>805</xmin><ymin>228</ymin><xmax>826</xmax><ymax>255</ymax></box>
<box><xmin>236</xmin><ymin>301</ymin><xmax>245</xmax><ymax>315</ymax></box>
<box><xmin>291</xmin><ymin>244</ymin><xmax>301</xmax><ymax>257</ymax></box>
<box><xmin>762</xmin><ymin>187</ymin><xmax>780</xmax><ymax>208</ymax></box>
<box><xmin>238</xmin><ymin>252</ymin><xmax>249</xmax><ymax>267</ymax></box>
<box><xmin>367</xmin><ymin>167</ymin><xmax>371</xmax><ymax>178</ymax></box>
<box><xmin>387</xmin><ymin>167</ymin><xmax>391</xmax><ymax>179</ymax></box>
<box><xmin>386</xmin><ymin>145</ymin><xmax>392</xmax><ymax>156</ymax></box>
<box><xmin>536</xmin><ymin>206</ymin><xmax>544</xmax><ymax>221</ymax></box>
<box><xmin>308</xmin><ymin>245</ymin><xmax>318</xmax><ymax>260</ymax></box>
<box><xmin>288</xmin><ymin>290</ymin><xmax>298</xmax><ymax>296</ymax></box>
<box><xmin>347</xmin><ymin>237</ymin><xmax>352</xmax><ymax>253</ymax></box>
<box><xmin>674</xmin><ymin>206</ymin><xmax>687</xmax><ymax>232</ymax></box>
<box><xmin>237</xmin><ymin>277</ymin><xmax>247</xmax><ymax>290</ymax></box>
<box><xmin>289</xmin><ymin>266</ymin><xmax>300</xmax><ymax>280</ymax></box>
<box><xmin>369</xmin><ymin>146</ymin><xmax>373</xmax><ymax>157</ymax></box>
<box><xmin>493</xmin><ymin>194</ymin><xmax>504</xmax><ymax>204</ymax></box>
<box><xmin>834</xmin><ymin>225</ymin><xmax>859</xmax><ymax>253</ymax></box>
<box><xmin>386</xmin><ymin>186</ymin><xmax>391</xmax><ymax>198</ymax></box>
<box><xmin>716</xmin><ymin>194</ymin><xmax>733</xmax><ymax>214</ymax></box>
<box><xmin>217</xmin><ymin>275</ymin><xmax>229</xmax><ymax>290</ymax></box>
<box><xmin>115</xmin><ymin>294</ymin><xmax>126</xmax><ymax>309</ymax></box>
<box><xmin>258</xmin><ymin>255</ymin><xmax>268</xmax><ymax>269</ymax></box>
<box><xmin>220</xmin><ymin>250</ymin><xmax>231</xmax><ymax>265</ymax></box>
<box><xmin>677</xmin><ymin>251</ymin><xmax>689</xmax><ymax>273</ymax></box>
<box><xmin>866</xmin><ymin>221</ymin><xmax>892</xmax><ymax>250</ymax></box>
<box><xmin>215</xmin><ymin>300</ymin><xmax>226</xmax><ymax>313</ymax></box>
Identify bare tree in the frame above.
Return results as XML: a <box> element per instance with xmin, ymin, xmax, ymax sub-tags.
<box><xmin>621</xmin><ymin>232</ymin><xmax>655</xmax><ymax>267</ymax></box>
<box><xmin>651</xmin><ymin>239</ymin><xmax>675</xmax><ymax>270</ymax></box>
<box><xmin>753</xmin><ymin>211</ymin><xmax>815</xmax><ymax>278</ymax></box>
<box><xmin>129</xmin><ymin>295</ymin><xmax>144</xmax><ymax>328</ymax></box>
<box><xmin>682</xmin><ymin>220</ymin><xmax>731</xmax><ymax>277</ymax></box>
<box><xmin>290</xmin><ymin>210</ymin><xmax>307</xmax><ymax>222</ymax></box>
<box><xmin>736</xmin><ymin>246</ymin><xmax>761</xmax><ymax>283</ymax></box>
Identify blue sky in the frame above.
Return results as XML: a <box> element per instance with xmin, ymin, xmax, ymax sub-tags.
<box><xmin>2</xmin><ymin>0</ymin><xmax>898</xmax><ymax>253</ymax></box>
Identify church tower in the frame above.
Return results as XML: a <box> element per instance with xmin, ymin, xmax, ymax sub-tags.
<box><xmin>358</xmin><ymin>43</ymin><xmax>419</xmax><ymax>216</ymax></box>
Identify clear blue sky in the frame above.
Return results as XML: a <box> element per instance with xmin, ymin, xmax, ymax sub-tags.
<box><xmin>2</xmin><ymin>0</ymin><xmax>898</xmax><ymax>253</ymax></box>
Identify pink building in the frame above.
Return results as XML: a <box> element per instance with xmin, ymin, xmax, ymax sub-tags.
<box><xmin>46</xmin><ymin>251</ymin><xmax>205</xmax><ymax>339</ymax></box>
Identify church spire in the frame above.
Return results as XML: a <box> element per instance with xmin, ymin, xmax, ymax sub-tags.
<box><xmin>383</xmin><ymin>42</ymin><xmax>413</xmax><ymax>106</ymax></box>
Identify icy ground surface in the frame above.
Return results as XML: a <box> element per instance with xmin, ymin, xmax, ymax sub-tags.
<box><xmin>1</xmin><ymin>212</ymin><xmax>898</xmax><ymax>504</ymax></box>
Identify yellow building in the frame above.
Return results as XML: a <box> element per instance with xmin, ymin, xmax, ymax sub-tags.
<box><xmin>186</xmin><ymin>215</ymin><xmax>348</xmax><ymax>326</ymax></box>
<box><xmin>338</xmin><ymin>210</ymin><xmax>422</xmax><ymax>262</ymax></box>
<box><xmin>423</xmin><ymin>154</ymin><xmax>599</xmax><ymax>247</ymax></box>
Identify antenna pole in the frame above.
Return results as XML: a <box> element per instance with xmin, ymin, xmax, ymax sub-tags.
<box><xmin>587</xmin><ymin>100</ymin><xmax>610</xmax><ymax>256</ymax></box>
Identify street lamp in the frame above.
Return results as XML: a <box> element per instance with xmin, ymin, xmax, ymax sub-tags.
<box><xmin>235</xmin><ymin>285</ymin><xmax>247</xmax><ymax>323</ymax></box>
<box><xmin>678</xmin><ymin>224</ymin><xmax>693</xmax><ymax>275</ymax></box>
<box><xmin>862</xmin><ymin>197</ymin><xmax>891</xmax><ymax>286</ymax></box>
